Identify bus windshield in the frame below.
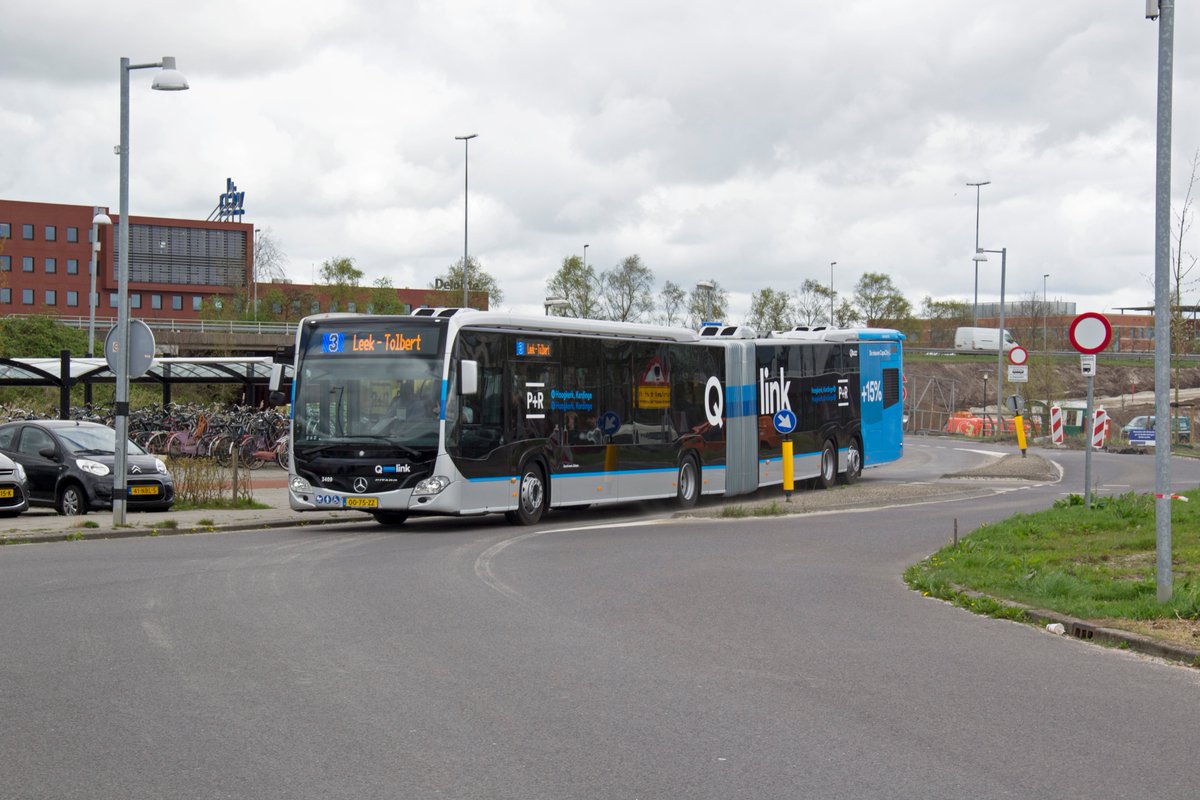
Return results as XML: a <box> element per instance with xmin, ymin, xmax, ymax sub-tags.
<box><xmin>293</xmin><ymin>321</ymin><xmax>445</xmax><ymax>461</ymax></box>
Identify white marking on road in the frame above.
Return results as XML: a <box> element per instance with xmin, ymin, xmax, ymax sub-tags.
<box><xmin>474</xmin><ymin>520</ymin><xmax>666</xmax><ymax>602</ymax></box>
<box><xmin>955</xmin><ymin>448</ymin><xmax>1006</xmax><ymax>457</ymax></box>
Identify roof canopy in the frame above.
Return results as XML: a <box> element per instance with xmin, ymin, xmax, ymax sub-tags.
<box><xmin>0</xmin><ymin>357</ymin><xmax>294</xmax><ymax>387</ymax></box>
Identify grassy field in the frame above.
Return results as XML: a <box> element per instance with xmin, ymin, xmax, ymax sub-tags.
<box><xmin>905</xmin><ymin>489</ymin><xmax>1200</xmax><ymax>657</ymax></box>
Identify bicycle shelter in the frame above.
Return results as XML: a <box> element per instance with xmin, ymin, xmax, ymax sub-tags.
<box><xmin>0</xmin><ymin>354</ymin><xmax>294</xmax><ymax>418</ymax></box>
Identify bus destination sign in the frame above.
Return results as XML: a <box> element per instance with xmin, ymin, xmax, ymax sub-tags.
<box><xmin>516</xmin><ymin>339</ymin><xmax>553</xmax><ymax>358</ymax></box>
<box><xmin>320</xmin><ymin>331</ymin><xmax>428</xmax><ymax>354</ymax></box>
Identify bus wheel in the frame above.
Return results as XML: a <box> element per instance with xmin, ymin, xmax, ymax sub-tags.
<box><xmin>676</xmin><ymin>455</ymin><xmax>699</xmax><ymax>509</ymax></box>
<box><xmin>511</xmin><ymin>463</ymin><xmax>547</xmax><ymax>525</ymax></box>
<box><xmin>372</xmin><ymin>511</ymin><xmax>408</xmax><ymax>526</ymax></box>
<box><xmin>817</xmin><ymin>439</ymin><xmax>837</xmax><ymax>489</ymax></box>
<box><xmin>838</xmin><ymin>438</ymin><xmax>862</xmax><ymax>485</ymax></box>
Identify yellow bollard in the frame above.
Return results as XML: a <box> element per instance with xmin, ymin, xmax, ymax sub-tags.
<box><xmin>604</xmin><ymin>443</ymin><xmax>618</xmax><ymax>472</ymax></box>
<box><xmin>1015</xmin><ymin>414</ymin><xmax>1028</xmax><ymax>458</ymax></box>
<box><xmin>782</xmin><ymin>438</ymin><xmax>794</xmax><ymax>500</ymax></box>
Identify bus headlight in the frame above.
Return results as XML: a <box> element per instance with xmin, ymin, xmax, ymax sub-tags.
<box><xmin>412</xmin><ymin>475</ymin><xmax>450</xmax><ymax>496</ymax></box>
<box><xmin>290</xmin><ymin>475</ymin><xmax>313</xmax><ymax>493</ymax></box>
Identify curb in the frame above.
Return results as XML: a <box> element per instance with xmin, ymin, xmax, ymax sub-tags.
<box><xmin>0</xmin><ymin>513</ymin><xmax>376</xmax><ymax>546</ymax></box>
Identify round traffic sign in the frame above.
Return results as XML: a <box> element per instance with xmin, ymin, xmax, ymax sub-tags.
<box><xmin>1068</xmin><ymin>312</ymin><xmax>1112</xmax><ymax>355</ymax></box>
<box><xmin>772</xmin><ymin>409</ymin><xmax>797</xmax><ymax>435</ymax></box>
<box><xmin>1008</xmin><ymin>345</ymin><xmax>1029</xmax><ymax>366</ymax></box>
<box><xmin>104</xmin><ymin>319</ymin><xmax>156</xmax><ymax>379</ymax></box>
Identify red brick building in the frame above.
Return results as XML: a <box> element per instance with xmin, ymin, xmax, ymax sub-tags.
<box><xmin>0</xmin><ymin>199</ymin><xmax>486</xmax><ymax>324</ymax></box>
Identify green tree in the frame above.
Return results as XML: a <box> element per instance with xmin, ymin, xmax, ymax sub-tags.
<box><xmin>796</xmin><ymin>279</ymin><xmax>831</xmax><ymax>326</ymax></box>
<box><xmin>430</xmin><ymin>256</ymin><xmax>504</xmax><ymax>309</ymax></box>
<box><xmin>368</xmin><ymin>276</ymin><xmax>406</xmax><ymax>314</ymax></box>
<box><xmin>319</xmin><ymin>256</ymin><xmax>364</xmax><ymax>310</ymax></box>
<box><xmin>853</xmin><ymin>271</ymin><xmax>912</xmax><ymax>326</ymax></box>
<box><xmin>746</xmin><ymin>287</ymin><xmax>796</xmax><ymax>333</ymax></box>
<box><xmin>545</xmin><ymin>254</ymin><xmax>600</xmax><ymax>318</ymax></box>
<box><xmin>600</xmin><ymin>255</ymin><xmax>656</xmax><ymax>322</ymax></box>
<box><xmin>920</xmin><ymin>296</ymin><xmax>972</xmax><ymax>348</ymax></box>
<box><xmin>656</xmin><ymin>280</ymin><xmax>688</xmax><ymax>327</ymax></box>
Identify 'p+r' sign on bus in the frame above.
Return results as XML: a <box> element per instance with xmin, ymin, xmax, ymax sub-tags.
<box><xmin>773</xmin><ymin>409</ymin><xmax>797</xmax><ymax>435</ymax></box>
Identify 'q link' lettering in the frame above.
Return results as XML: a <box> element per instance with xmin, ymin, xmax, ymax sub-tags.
<box><xmin>704</xmin><ymin>376</ymin><xmax>724</xmax><ymax>428</ymax></box>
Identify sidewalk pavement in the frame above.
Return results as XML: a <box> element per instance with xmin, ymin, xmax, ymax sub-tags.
<box><xmin>0</xmin><ymin>485</ymin><xmax>376</xmax><ymax>545</ymax></box>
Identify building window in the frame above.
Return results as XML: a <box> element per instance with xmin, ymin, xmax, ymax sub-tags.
<box><xmin>66</xmin><ymin>227</ymin><xmax>79</xmax><ymax>243</ymax></box>
<box><xmin>109</xmin><ymin>293</ymin><xmax>118</xmax><ymax>308</ymax></box>
<box><xmin>45</xmin><ymin>257</ymin><xmax>56</xmax><ymax>273</ymax></box>
<box><xmin>22</xmin><ymin>289</ymin><xmax>34</xmax><ymax>305</ymax></box>
<box><xmin>310</xmin><ymin>300</ymin><xmax>320</xmax><ymax>314</ymax></box>
<box><xmin>329</xmin><ymin>301</ymin><xmax>338</xmax><ymax>312</ymax></box>
<box><xmin>272</xmin><ymin>301</ymin><xmax>283</xmax><ymax>314</ymax></box>
<box><xmin>346</xmin><ymin>302</ymin><xmax>357</xmax><ymax>313</ymax></box>
<box><xmin>22</xmin><ymin>224</ymin><xmax>33</xmax><ymax>240</ymax></box>
<box><xmin>0</xmin><ymin>255</ymin><xmax>9</xmax><ymax>271</ymax></box>
<box><xmin>67</xmin><ymin>291</ymin><xmax>79</xmax><ymax>307</ymax></box>
<box><xmin>67</xmin><ymin>258</ymin><xmax>79</xmax><ymax>275</ymax></box>
<box><xmin>192</xmin><ymin>296</ymin><xmax>202</xmax><ymax>311</ymax></box>
<box><xmin>45</xmin><ymin>225</ymin><xmax>57</xmax><ymax>242</ymax></box>
<box><xmin>45</xmin><ymin>290</ymin><xmax>56</xmax><ymax>306</ymax></box>
<box><xmin>0</xmin><ymin>223</ymin><xmax>9</xmax><ymax>238</ymax></box>
<box><xmin>172</xmin><ymin>295</ymin><xmax>183</xmax><ymax>311</ymax></box>
<box><xmin>22</xmin><ymin>256</ymin><xmax>33</xmax><ymax>272</ymax></box>
<box><xmin>151</xmin><ymin>294</ymin><xmax>162</xmax><ymax>310</ymax></box>
<box><xmin>131</xmin><ymin>293</ymin><xmax>141</xmax><ymax>309</ymax></box>
<box><xmin>0</xmin><ymin>288</ymin><xmax>9</xmax><ymax>304</ymax></box>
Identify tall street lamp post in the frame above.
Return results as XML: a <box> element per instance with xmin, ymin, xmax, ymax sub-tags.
<box><xmin>1043</xmin><ymin>273</ymin><xmax>1050</xmax><ymax>351</ymax></box>
<box><xmin>973</xmin><ymin>247</ymin><xmax>1006</xmax><ymax>439</ymax></box>
<box><xmin>583</xmin><ymin>243</ymin><xmax>589</xmax><ymax>272</ymax></box>
<box><xmin>455</xmin><ymin>133</ymin><xmax>478</xmax><ymax>309</ymax></box>
<box><xmin>696</xmin><ymin>280</ymin><xmax>714</xmax><ymax>322</ymax></box>
<box><xmin>253</xmin><ymin>227</ymin><xmax>261</xmax><ymax>321</ymax></box>
<box><xmin>828</xmin><ymin>261</ymin><xmax>836</xmax><ymax>325</ymax></box>
<box><xmin>967</xmin><ymin>180</ymin><xmax>990</xmax><ymax>326</ymax></box>
<box><xmin>88</xmin><ymin>210</ymin><xmax>111</xmax><ymax>357</ymax></box>
<box><xmin>113</xmin><ymin>56</ymin><xmax>189</xmax><ymax>526</ymax></box>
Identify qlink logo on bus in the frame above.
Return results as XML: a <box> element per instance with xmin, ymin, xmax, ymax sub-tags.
<box><xmin>861</xmin><ymin>380</ymin><xmax>883</xmax><ymax>403</ymax></box>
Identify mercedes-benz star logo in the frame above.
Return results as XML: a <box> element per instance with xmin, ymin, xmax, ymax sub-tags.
<box><xmin>353</xmin><ymin>477</ymin><xmax>369</xmax><ymax>493</ymax></box>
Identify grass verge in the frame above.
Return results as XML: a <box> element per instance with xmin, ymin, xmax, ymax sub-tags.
<box><xmin>172</xmin><ymin>497</ymin><xmax>270</xmax><ymax>512</ymax></box>
<box><xmin>905</xmin><ymin>490</ymin><xmax>1200</xmax><ymax>652</ymax></box>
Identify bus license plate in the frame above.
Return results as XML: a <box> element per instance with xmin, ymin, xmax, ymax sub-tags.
<box><xmin>0</xmin><ymin>488</ymin><xmax>13</xmax><ymax>498</ymax></box>
<box><xmin>129</xmin><ymin>486</ymin><xmax>159</xmax><ymax>496</ymax></box>
<box><xmin>344</xmin><ymin>497</ymin><xmax>378</xmax><ymax>508</ymax></box>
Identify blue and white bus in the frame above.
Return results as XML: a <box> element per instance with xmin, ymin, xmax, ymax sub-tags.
<box><xmin>281</xmin><ymin>309</ymin><xmax>904</xmax><ymax>525</ymax></box>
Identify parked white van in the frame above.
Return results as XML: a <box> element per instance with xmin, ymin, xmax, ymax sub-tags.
<box><xmin>954</xmin><ymin>327</ymin><xmax>1018</xmax><ymax>353</ymax></box>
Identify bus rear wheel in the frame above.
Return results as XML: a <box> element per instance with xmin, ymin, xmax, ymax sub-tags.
<box><xmin>506</xmin><ymin>463</ymin><xmax>546</xmax><ymax>525</ymax></box>
<box><xmin>816</xmin><ymin>439</ymin><xmax>837</xmax><ymax>489</ymax></box>
<box><xmin>838</xmin><ymin>438</ymin><xmax>862</xmax><ymax>485</ymax></box>
<box><xmin>676</xmin><ymin>455</ymin><xmax>699</xmax><ymax>509</ymax></box>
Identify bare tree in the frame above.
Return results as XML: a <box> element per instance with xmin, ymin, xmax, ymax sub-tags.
<box><xmin>253</xmin><ymin>228</ymin><xmax>288</xmax><ymax>284</ymax></box>
<box><xmin>795</xmin><ymin>279</ymin><xmax>829</xmax><ymax>326</ymax></box>
<box><xmin>656</xmin><ymin>280</ymin><xmax>688</xmax><ymax>327</ymax></box>
<box><xmin>600</xmin><ymin>255</ymin><xmax>655</xmax><ymax>322</ymax></box>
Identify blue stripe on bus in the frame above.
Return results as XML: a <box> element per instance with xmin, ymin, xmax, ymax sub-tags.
<box><xmin>466</xmin><ymin>465</ymin><xmax>728</xmax><ymax>483</ymax></box>
<box><xmin>725</xmin><ymin>383</ymin><xmax>756</xmax><ymax>418</ymax></box>
<box><xmin>439</xmin><ymin>380</ymin><xmax>448</xmax><ymax>421</ymax></box>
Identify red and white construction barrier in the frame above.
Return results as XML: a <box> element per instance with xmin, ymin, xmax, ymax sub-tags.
<box><xmin>1092</xmin><ymin>409</ymin><xmax>1109</xmax><ymax>448</ymax></box>
<box><xmin>1049</xmin><ymin>405</ymin><xmax>1064</xmax><ymax>445</ymax></box>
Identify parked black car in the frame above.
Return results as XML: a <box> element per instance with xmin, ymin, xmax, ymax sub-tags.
<box><xmin>0</xmin><ymin>421</ymin><xmax>175</xmax><ymax>515</ymax></box>
<box><xmin>0</xmin><ymin>450</ymin><xmax>31</xmax><ymax>517</ymax></box>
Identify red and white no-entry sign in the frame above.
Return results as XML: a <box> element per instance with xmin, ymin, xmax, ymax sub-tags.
<box><xmin>1068</xmin><ymin>312</ymin><xmax>1113</xmax><ymax>355</ymax></box>
<box><xmin>1008</xmin><ymin>345</ymin><xmax>1028</xmax><ymax>366</ymax></box>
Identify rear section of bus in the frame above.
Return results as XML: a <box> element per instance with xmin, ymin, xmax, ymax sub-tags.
<box><xmin>854</xmin><ymin>330</ymin><xmax>904</xmax><ymax>467</ymax></box>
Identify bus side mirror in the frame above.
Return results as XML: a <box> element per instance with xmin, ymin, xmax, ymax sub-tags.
<box><xmin>268</xmin><ymin>363</ymin><xmax>286</xmax><ymax>406</ymax></box>
<box><xmin>460</xmin><ymin>360</ymin><xmax>478</xmax><ymax>395</ymax></box>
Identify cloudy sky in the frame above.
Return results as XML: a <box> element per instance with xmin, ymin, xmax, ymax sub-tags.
<box><xmin>2</xmin><ymin>1</ymin><xmax>1198</xmax><ymax>322</ymax></box>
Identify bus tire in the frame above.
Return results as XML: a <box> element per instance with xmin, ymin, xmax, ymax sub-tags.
<box><xmin>372</xmin><ymin>511</ymin><xmax>408</xmax><ymax>526</ymax></box>
<box><xmin>838</xmin><ymin>438</ymin><xmax>862</xmax><ymax>485</ymax></box>
<box><xmin>509</xmin><ymin>462</ymin><xmax>547</xmax><ymax>525</ymax></box>
<box><xmin>816</xmin><ymin>439</ymin><xmax>837</xmax><ymax>490</ymax></box>
<box><xmin>676</xmin><ymin>454</ymin><xmax>700</xmax><ymax>509</ymax></box>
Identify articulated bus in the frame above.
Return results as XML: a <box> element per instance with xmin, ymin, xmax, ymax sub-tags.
<box><xmin>282</xmin><ymin>309</ymin><xmax>904</xmax><ymax>526</ymax></box>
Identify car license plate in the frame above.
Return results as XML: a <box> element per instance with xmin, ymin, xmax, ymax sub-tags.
<box><xmin>129</xmin><ymin>486</ymin><xmax>159</xmax><ymax>496</ymax></box>
<box><xmin>0</xmin><ymin>488</ymin><xmax>13</xmax><ymax>498</ymax></box>
<box><xmin>344</xmin><ymin>497</ymin><xmax>379</xmax><ymax>508</ymax></box>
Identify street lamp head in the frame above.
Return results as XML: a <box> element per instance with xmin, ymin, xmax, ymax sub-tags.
<box><xmin>696</xmin><ymin>280</ymin><xmax>714</xmax><ymax>291</ymax></box>
<box><xmin>92</xmin><ymin>213</ymin><xmax>112</xmax><ymax>226</ymax></box>
<box><xmin>151</xmin><ymin>57</ymin><xmax>189</xmax><ymax>91</ymax></box>
<box><xmin>972</xmin><ymin>249</ymin><xmax>988</xmax><ymax>262</ymax></box>
<box><xmin>455</xmin><ymin>133</ymin><xmax>478</xmax><ymax>141</ymax></box>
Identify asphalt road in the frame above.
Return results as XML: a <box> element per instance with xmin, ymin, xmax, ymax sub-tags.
<box><xmin>3</xmin><ymin>438</ymin><xmax>1199</xmax><ymax>800</ymax></box>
